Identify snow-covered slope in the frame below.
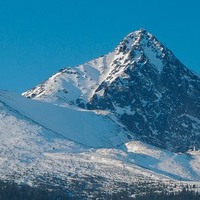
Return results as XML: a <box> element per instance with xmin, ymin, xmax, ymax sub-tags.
<box><xmin>22</xmin><ymin>52</ymin><xmax>116</xmax><ymax>108</ymax></box>
<box><xmin>124</xmin><ymin>141</ymin><xmax>200</xmax><ymax>181</ymax></box>
<box><xmin>1</xmin><ymin>90</ymin><xmax>200</xmax><ymax>195</ymax></box>
<box><xmin>0</xmin><ymin>90</ymin><xmax>131</xmax><ymax>148</ymax></box>
<box><xmin>0</xmin><ymin>91</ymin><xmax>200</xmax><ymax>183</ymax></box>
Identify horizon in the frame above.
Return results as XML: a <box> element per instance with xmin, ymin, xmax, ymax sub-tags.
<box><xmin>0</xmin><ymin>0</ymin><xmax>200</xmax><ymax>93</ymax></box>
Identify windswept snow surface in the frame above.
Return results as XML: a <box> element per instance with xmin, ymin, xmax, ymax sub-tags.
<box><xmin>0</xmin><ymin>90</ymin><xmax>130</xmax><ymax>148</ymax></box>
<box><xmin>124</xmin><ymin>141</ymin><xmax>200</xmax><ymax>181</ymax></box>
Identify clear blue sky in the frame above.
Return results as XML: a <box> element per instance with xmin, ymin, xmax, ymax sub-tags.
<box><xmin>0</xmin><ymin>0</ymin><xmax>200</xmax><ymax>93</ymax></box>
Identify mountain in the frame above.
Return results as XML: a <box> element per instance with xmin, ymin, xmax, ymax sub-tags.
<box><xmin>23</xmin><ymin>28</ymin><xmax>200</xmax><ymax>153</ymax></box>
<box><xmin>1</xmin><ymin>28</ymin><xmax>200</xmax><ymax>198</ymax></box>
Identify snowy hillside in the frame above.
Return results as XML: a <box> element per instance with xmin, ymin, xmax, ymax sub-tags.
<box><xmin>0</xmin><ymin>90</ymin><xmax>132</xmax><ymax>148</ymax></box>
<box><xmin>22</xmin><ymin>52</ymin><xmax>116</xmax><ymax>108</ymax></box>
<box><xmin>1</xmin><ymin>90</ymin><xmax>200</xmax><ymax>197</ymax></box>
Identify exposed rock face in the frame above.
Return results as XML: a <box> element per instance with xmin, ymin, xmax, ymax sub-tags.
<box><xmin>23</xmin><ymin>29</ymin><xmax>200</xmax><ymax>152</ymax></box>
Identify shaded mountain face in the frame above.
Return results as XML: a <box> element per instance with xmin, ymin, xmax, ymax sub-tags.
<box><xmin>23</xmin><ymin>29</ymin><xmax>200</xmax><ymax>152</ymax></box>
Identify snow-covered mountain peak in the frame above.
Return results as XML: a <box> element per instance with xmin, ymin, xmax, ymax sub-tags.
<box><xmin>23</xmin><ymin>29</ymin><xmax>200</xmax><ymax>144</ymax></box>
<box><xmin>116</xmin><ymin>28</ymin><xmax>163</xmax><ymax>52</ymax></box>
<box><xmin>113</xmin><ymin>29</ymin><xmax>168</xmax><ymax>74</ymax></box>
<box><xmin>116</xmin><ymin>28</ymin><xmax>150</xmax><ymax>50</ymax></box>
<box><xmin>22</xmin><ymin>29</ymin><xmax>179</xmax><ymax>108</ymax></box>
